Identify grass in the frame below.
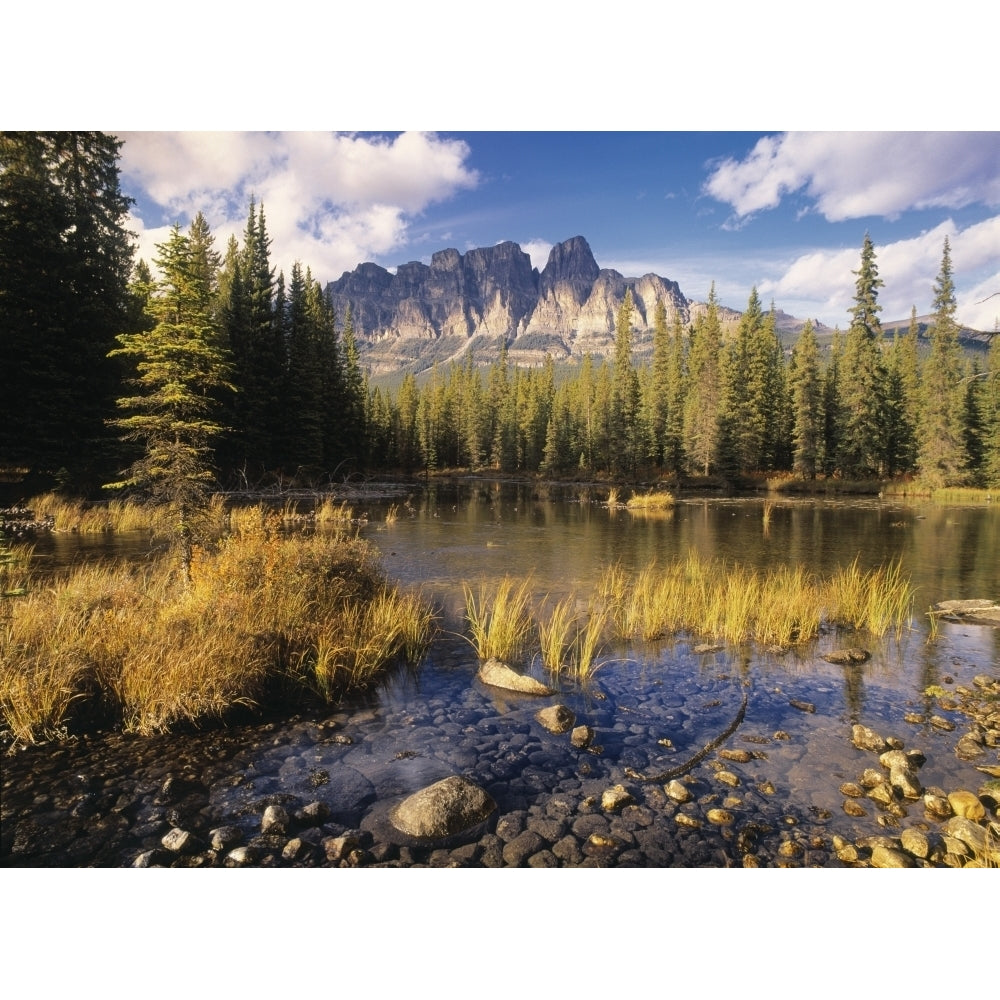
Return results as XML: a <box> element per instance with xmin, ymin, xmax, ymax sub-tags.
<box><xmin>462</xmin><ymin>575</ymin><xmax>535</xmax><ymax>663</ymax></box>
<box><xmin>626</xmin><ymin>490</ymin><xmax>676</xmax><ymax>511</ymax></box>
<box><xmin>596</xmin><ymin>552</ymin><xmax>908</xmax><ymax>649</ymax></box>
<box><xmin>0</xmin><ymin>507</ymin><xmax>436</xmax><ymax>742</ymax></box>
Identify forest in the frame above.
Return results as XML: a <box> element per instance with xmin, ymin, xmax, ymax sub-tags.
<box><xmin>3</xmin><ymin>131</ymin><xmax>999</xmax><ymax>497</ymax></box>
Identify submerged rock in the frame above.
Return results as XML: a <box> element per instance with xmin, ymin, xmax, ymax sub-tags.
<box><xmin>390</xmin><ymin>776</ymin><xmax>497</xmax><ymax>840</ymax></box>
<box><xmin>852</xmin><ymin>725</ymin><xmax>888</xmax><ymax>753</ymax></box>
<box><xmin>824</xmin><ymin>648</ymin><xmax>871</xmax><ymax>665</ymax></box>
<box><xmin>536</xmin><ymin>704</ymin><xmax>576</xmax><ymax>734</ymax></box>
<box><xmin>477</xmin><ymin>658</ymin><xmax>555</xmax><ymax>695</ymax></box>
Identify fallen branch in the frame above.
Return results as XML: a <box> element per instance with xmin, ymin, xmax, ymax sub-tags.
<box><xmin>624</xmin><ymin>690</ymin><xmax>749</xmax><ymax>783</ymax></box>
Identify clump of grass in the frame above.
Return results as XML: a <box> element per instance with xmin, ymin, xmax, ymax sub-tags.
<box><xmin>1</xmin><ymin>515</ymin><xmax>435</xmax><ymax>741</ymax></box>
<box><xmin>385</xmin><ymin>503</ymin><xmax>399</xmax><ymax>525</ymax></box>
<box><xmin>315</xmin><ymin>497</ymin><xmax>354</xmax><ymax>523</ymax></box>
<box><xmin>606</xmin><ymin>487</ymin><xmax>621</xmax><ymax>508</ymax></box>
<box><xmin>825</xmin><ymin>557</ymin><xmax>914</xmax><ymax>638</ymax></box>
<box><xmin>762</xmin><ymin>500</ymin><xmax>776</xmax><ymax>531</ymax></box>
<box><xmin>27</xmin><ymin>492</ymin><xmax>169</xmax><ymax>534</ymax></box>
<box><xmin>463</xmin><ymin>575</ymin><xmax>534</xmax><ymax>663</ymax></box>
<box><xmin>538</xmin><ymin>594</ymin><xmax>608</xmax><ymax>682</ymax></box>
<box><xmin>538</xmin><ymin>595</ymin><xmax>579</xmax><ymax>674</ymax></box>
<box><xmin>597</xmin><ymin>551</ymin><xmax>909</xmax><ymax>649</ymax></box>
<box><xmin>626</xmin><ymin>490</ymin><xmax>675</xmax><ymax>511</ymax></box>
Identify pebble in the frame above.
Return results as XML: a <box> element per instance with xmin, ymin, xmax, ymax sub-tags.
<box><xmin>871</xmin><ymin>845</ymin><xmax>914</xmax><ymax>868</ymax></box>
<box><xmin>706</xmin><ymin>808</ymin><xmax>735</xmax><ymax>825</ymax></box>
<box><xmin>843</xmin><ymin>799</ymin><xmax>867</xmax><ymax>817</ymax></box>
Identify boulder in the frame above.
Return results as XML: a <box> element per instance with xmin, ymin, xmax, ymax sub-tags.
<box><xmin>536</xmin><ymin>704</ymin><xmax>576</xmax><ymax>733</ymax></box>
<box><xmin>852</xmin><ymin>724</ymin><xmax>888</xmax><ymax>753</ymax></box>
<box><xmin>390</xmin><ymin>776</ymin><xmax>497</xmax><ymax>840</ymax></box>
<box><xmin>477</xmin><ymin>658</ymin><xmax>555</xmax><ymax>695</ymax></box>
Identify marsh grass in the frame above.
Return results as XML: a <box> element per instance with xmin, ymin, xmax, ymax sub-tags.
<box><xmin>1</xmin><ymin>509</ymin><xmax>435</xmax><ymax>742</ymax></box>
<box><xmin>463</xmin><ymin>575</ymin><xmax>535</xmax><ymax>663</ymax></box>
<box><xmin>597</xmin><ymin>552</ymin><xmax>909</xmax><ymax>649</ymax></box>
<box><xmin>385</xmin><ymin>503</ymin><xmax>399</xmax><ymax>525</ymax></box>
<box><xmin>28</xmin><ymin>492</ymin><xmax>170</xmax><ymax>534</ymax></box>
<box><xmin>626</xmin><ymin>490</ymin><xmax>675</xmax><ymax>511</ymax></box>
<box><xmin>606</xmin><ymin>487</ymin><xmax>621</xmax><ymax>508</ymax></box>
<box><xmin>537</xmin><ymin>595</ymin><xmax>609</xmax><ymax>682</ymax></box>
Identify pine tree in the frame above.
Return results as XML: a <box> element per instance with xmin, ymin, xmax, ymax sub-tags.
<box><xmin>838</xmin><ymin>234</ymin><xmax>889</xmax><ymax>478</ymax></box>
<box><xmin>684</xmin><ymin>286</ymin><xmax>723</xmax><ymax>476</ymax></box>
<box><xmin>610</xmin><ymin>289</ymin><xmax>641</xmax><ymax>475</ymax></box>
<box><xmin>107</xmin><ymin>224</ymin><xmax>234</xmax><ymax>584</ymax></box>
<box><xmin>916</xmin><ymin>237</ymin><xmax>966</xmax><ymax>487</ymax></box>
<box><xmin>980</xmin><ymin>329</ymin><xmax>1000</xmax><ymax>488</ymax></box>
<box><xmin>790</xmin><ymin>320</ymin><xmax>824</xmax><ymax>478</ymax></box>
<box><xmin>0</xmin><ymin>131</ymin><xmax>134</xmax><ymax>489</ymax></box>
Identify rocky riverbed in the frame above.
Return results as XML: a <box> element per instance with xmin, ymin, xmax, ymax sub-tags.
<box><xmin>3</xmin><ymin>635</ymin><xmax>997</xmax><ymax>868</ymax></box>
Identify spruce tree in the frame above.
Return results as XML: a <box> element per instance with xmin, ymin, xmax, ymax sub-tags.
<box><xmin>683</xmin><ymin>286</ymin><xmax>723</xmax><ymax>476</ymax></box>
<box><xmin>790</xmin><ymin>320</ymin><xmax>824</xmax><ymax>478</ymax></box>
<box><xmin>916</xmin><ymin>237</ymin><xmax>966</xmax><ymax>486</ymax></box>
<box><xmin>838</xmin><ymin>234</ymin><xmax>889</xmax><ymax>478</ymax></box>
<box><xmin>107</xmin><ymin>223</ymin><xmax>234</xmax><ymax>584</ymax></box>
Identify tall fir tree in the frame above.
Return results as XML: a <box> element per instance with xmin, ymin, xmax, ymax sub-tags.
<box><xmin>107</xmin><ymin>223</ymin><xmax>233</xmax><ymax>584</ymax></box>
<box><xmin>838</xmin><ymin>234</ymin><xmax>889</xmax><ymax>478</ymax></box>
<box><xmin>789</xmin><ymin>320</ymin><xmax>824</xmax><ymax>478</ymax></box>
<box><xmin>916</xmin><ymin>236</ymin><xmax>966</xmax><ymax>486</ymax></box>
<box><xmin>683</xmin><ymin>286</ymin><xmax>723</xmax><ymax>476</ymax></box>
<box><xmin>0</xmin><ymin>131</ymin><xmax>134</xmax><ymax>490</ymax></box>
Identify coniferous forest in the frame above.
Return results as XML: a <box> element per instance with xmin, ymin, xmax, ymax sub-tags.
<box><xmin>3</xmin><ymin>131</ymin><xmax>999</xmax><ymax>497</ymax></box>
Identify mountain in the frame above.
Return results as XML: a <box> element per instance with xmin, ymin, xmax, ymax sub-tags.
<box><xmin>325</xmin><ymin>236</ymin><xmax>689</xmax><ymax>374</ymax></box>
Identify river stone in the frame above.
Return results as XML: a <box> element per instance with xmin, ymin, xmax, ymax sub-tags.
<box><xmin>843</xmin><ymin>799</ymin><xmax>867</xmax><ymax>817</ymax></box>
<box><xmin>942</xmin><ymin>816</ymin><xmax>988</xmax><ymax>856</ymax></box>
<box><xmin>852</xmin><ymin>725</ymin><xmax>887</xmax><ymax>753</ymax></box>
<box><xmin>570</xmin><ymin>725</ymin><xmax>595</xmax><ymax>748</ymax></box>
<box><xmin>261</xmin><ymin>804</ymin><xmax>291</xmax><ymax>835</ymax></box>
<box><xmin>675</xmin><ymin>813</ymin><xmax>701</xmax><ymax>829</ymax></box>
<box><xmin>715</xmin><ymin>770</ymin><xmax>740</xmax><ymax>787</ymax></box>
<box><xmin>860</xmin><ymin>767</ymin><xmax>886</xmax><ymax>788</ymax></box>
<box><xmin>947</xmin><ymin>790</ymin><xmax>986</xmax><ymax>821</ymax></box>
<box><xmin>718</xmin><ymin>749</ymin><xmax>752</xmax><ymax>763</ymax></box>
<box><xmin>601</xmin><ymin>785</ymin><xmax>635</xmax><ymax>813</ymax></box>
<box><xmin>225</xmin><ymin>846</ymin><xmax>261</xmax><ymax>866</ymax></box>
<box><xmin>707</xmin><ymin>808</ymin><xmax>735</xmax><ymax>825</ymax></box>
<box><xmin>868</xmin><ymin>782</ymin><xmax>896</xmax><ymax>807</ymax></box>
<box><xmin>390</xmin><ymin>776</ymin><xmax>497</xmax><ymax>840</ymax></box>
<box><xmin>536</xmin><ymin>704</ymin><xmax>575</xmax><ymax>734</ymax></box>
<box><xmin>477</xmin><ymin>658</ymin><xmax>554</xmax><ymax>695</ymax></box>
<box><xmin>825</xmin><ymin>648</ymin><xmax>871</xmax><ymax>665</ymax></box>
<box><xmin>161</xmin><ymin>827</ymin><xmax>201</xmax><ymax>854</ymax></box>
<box><xmin>879</xmin><ymin>749</ymin><xmax>911</xmax><ymax>771</ymax></box>
<box><xmin>930</xmin><ymin>715</ymin><xmax>956</xmax><ymax>731</ymax></box>
<box><xmin>871</xmin><ymin>845</ymin><xmax>914</xmax><ymax>868</ymax></box>
<box><xmin>665</xmin><ymin>779</ymin><xmax>692</xmax><ymax>803</ymax></box>
<box><xmin>209</xmin><ymin>825</ymin><xmax>243</xmax><ymax>851</ymax></box>
<box><xmin>900</xmin><ymin>827</ymin><xmax>935</xmax><ymax>859</ymax></box>
<box><xmin>955</xmin><ymin>735</ymin><xmax>984</xmax><ymax>760</ymax></box>
<box><xmin>923</xmin><ymin>793</ymin><xmax>953</xmax><ymax>819</ymax></box>
<box><xmin>889</xmin><ymin>765</ymin><xmax>923</xmax><ymax>800</ymax></box>
<box><xmin>840</xmin><ymin>782</ymin><xmax>865</xmax><ymax>798</ymax></box>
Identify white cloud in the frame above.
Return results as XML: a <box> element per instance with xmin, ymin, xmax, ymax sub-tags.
<box><xmin>118</xmin><ymin>131</ymin><xmax>479</xmax><ymax>281</ymax></box>
<box><xmin>759</xmin><ymin>215</ymin><xmax>1000</xmax><ymax>330</ymax></box>
<box><xmin>520</xmin><ymin>239</ymin><xmax>554</xmax><ymax>271</ymax></box>
<box><xmin>704</xmin><ymin>132</ymin><xmax>1000</xmax><ymax>222</ymax></box>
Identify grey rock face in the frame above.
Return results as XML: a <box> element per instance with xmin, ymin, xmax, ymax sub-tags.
<box><xmin>326</xmin><ymin>236</ymin><xmax>689</xmax><ymax>373</ymax></box>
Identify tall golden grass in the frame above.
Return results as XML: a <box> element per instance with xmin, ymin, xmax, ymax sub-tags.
<box><xmin>625</xmin><ymin>490</ymin><xmax>676</xmax><ymax>511</ymax></box>
<box><xmin>463</xmin><ymin>575</ymin><xmax>535</xmax><ymax>662</ymax></box>
<box><xmin>1</xmin><ymin>509</ymin><xmax>435</xmax><ymax>742</ymax></box>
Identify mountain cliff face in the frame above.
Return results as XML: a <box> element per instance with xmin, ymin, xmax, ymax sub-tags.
<box><xmin>325</xmin><ymin>236</ymin><xmax>690</xmax><ymax>373</ymax></box>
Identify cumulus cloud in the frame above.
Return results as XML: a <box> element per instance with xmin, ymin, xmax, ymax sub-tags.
<box><xmin>119</xmin><ymin>131</ymin><xmax>479</xmax><ymax>281</ymax></box>
<box><xmin>705</xmin><ymin>132</ymin><xmax>1000</xmax><ymax>222</ymax></box>
<box><xmin>759</xmin><ymin>215</ymin><xmax>1000</xmax><ymax>330</ymax></box>
<box><xmin>520</xmin><ymin>239</ymin><xmax>554</xmax><ymax>271</ymax></box>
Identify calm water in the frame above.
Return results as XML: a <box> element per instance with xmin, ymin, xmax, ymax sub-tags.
<box><xmin>14</xmin><ymin>482</ymin><xmax>999</xmax><ymax>866</ymax></box>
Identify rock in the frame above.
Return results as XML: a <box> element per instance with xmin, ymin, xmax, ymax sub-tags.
<box><xmin>225</xmin><ymin>846</ymin><xmax>260</xmax><ymax>866</ymax></box>
<box><xmin>715</xmin><ymin>770</ymin><xmax>740</xmax><ymax>787</ymax></box>
<box><xmin>323</xmin><ymin>834</ymin><xmax>360</xmax><ymax>863</ymax></box>
<box><xmin>209</xmin><ymin>825</ymin><xmax>243</xmax><ymax>851</ymax></box>
<box><xmin>843</xmin><ymin>799</ymin><xmax>867</xmax><ymax>817</ymax></box>
<box><xmin>718</xmin><ymin>749</ymin><xmax>752</xmax><ymax>763</ymax></box>
<box><xmin>923</xmin><ymin>793</ymin><xmax>953</xmax><ymax>819</ymax></box>
<box><xmin>955</xmin><ymin>735</ymin><xmax>984</xmax><ymax>760</ymax></box>
<box><xmin>789</xmin><ymin>699</ymin><xmax>816</xmax><ymax>713</ymax></box>
<box><xmin>889</xmin><ymin>765</ymin><xmax>923</xmax><ymax>800</ymax></box>
<box><xmin>693</xmin><ymin>643</ymin><xmax>723</xmax><ymax>654</ymax></box>
<box><xmin>839</xmin><ymin>782</ymin><xmax>865</xmax><ymax>798</ymax></box>
<box><xmin>535</xmin><ymin>704</ymin><xmax>575</xmax><ymax>734</ymax></box>
<box><xmin>947</xmin><ymin>790</ymin><xmax>986</xmax><ymax>821</ymax></box>
<box><xmin>570</xmin><ymin>725</ymin><xmax>594</xmax><ymax>748</ymax></box>
<box><xmin>601</xmin><ymin>785</ymin><xmax>635</xmax><ymax>813</ymax></box>
<box><xmin>389</xmin><ymin>776</ymin><xmax>497</xmax><ymax>840</ymax></box>
<box><xmin>675</xmin><ymin>812</ymin><xmax>702</xmax><ymax>829</ymax></box>
<box><xmin>665</xmin><ymin>780</ymin><xmax>692</xmax><ymax>803</ymax></box>
<box><xmin>503</xmin><ymin>830</ymin><xmax>546</xmax><ymax>866</ymax></box>
<box><xmin>941</xmin><ymin>816</ymin><xmax>988</xmax><ymax>856</ymax></box>
<box><xmin>930</xmin><ymin>716</ymin><xmax>956</xmax><ymax>731</ymax></box>
<box><xmin>282</xmin><ymin>837</ymin><xmax>312</xmax><ymax>861</ymax></box>
<box><xmin>778</xmin><ymin>840</ymin><xmax>803</xmax><ymax>858</ymax></box>
<box><xmin>868</xmin><ymin>782</ymin><xmax>897</xmax><ymax>806</ymax></box>
<box><xmin>852</xmin><ymin>725</ymin><xmax>888</xmax><ymax>753</ymax></box>
<box><xmin>707</xmin><ymin>808</ymin><xmax>735</xmax><ymax>825</ymax></box>
<box><xmin>294</xmin><ymin>801</ymin><xmax>330</xmax><ymax>826</ymax></box>
<box><xmin>900</xmin><ymin>827</ymin><xmax>937</xmax><ymax>860</ymax></box>
<box><xmin>477</xmin><ymin>658</ymin><xmax>554</xmax><ymax>695</ymax></box>
<box><xmin>132</xmin><ymin>849</ymin><xmax>169</xmax><ymax>867</ymax></box>
<box><xmin>871</xmin><ymin>845</ymin><xmax>914</xmax><ymax>868</ymax></box>
<box><xmin>261</xmin><ymin>804</ymin><xmax>291</xmax><ymax>835</ymax></box>
<box><xmin>824</xmin><ymin>648</ymin><xmax>871</xmax><ymax>665</ymax></box>
<box><xmin>860</xmin><ymin>768</ymin><xmax>885</xmax><ymax>788</ymax></box>
<box><xmin>161</xmin><ymin>827</ymin><xmax>201</xmax><ymax>855</ymax></box>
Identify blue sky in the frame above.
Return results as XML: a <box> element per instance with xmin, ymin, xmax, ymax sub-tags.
<box><xmin>119</xmin><ymin>131</ymin><xmax>1000</xmax><ymax>332</ymax></box>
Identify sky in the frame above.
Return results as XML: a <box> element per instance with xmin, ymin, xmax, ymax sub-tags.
<box><xmin>118</xmin><ymin>131</ymin><xmax>1000</xmax><ymax>332</ymax></box>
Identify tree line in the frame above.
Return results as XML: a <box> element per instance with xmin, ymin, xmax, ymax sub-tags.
<box><xmin>2</xmin><ymin>131</ymin><xmax>999</xmax><ymax>500</ymax></box>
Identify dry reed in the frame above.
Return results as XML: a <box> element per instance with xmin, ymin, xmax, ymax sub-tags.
<box><xmin>463</xmin><ymin>575</ymin><xmax>535</xmax><ymax>663</ymax></box>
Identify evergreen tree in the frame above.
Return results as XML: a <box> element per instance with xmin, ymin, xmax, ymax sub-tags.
<box><xmin>789</xmin><ymin>320</ymin><xmax>824</xmax><ymax>478</ymax></box>
<box><xmin>838</xmin><ymin>234</ymin><xmax>889</xmax><ymax>478</ymax></box>
<box><xmin>980</xmin><ymin>330</ymin><xmax>1000</xmax><ymax>488</ymax></box>
<box><xmin>610</xmin><ymin>289</ymin><xmax>641</xmax><ymax>475</ymax></box>
<box><xmin>662</xmin><ymin>311</ymin><xmax>688</xmax><ymax>473</ymax></box>
<box><xmin>336</xmin><ymin>305</ymin><xmax>368</xmax><ymax>472</ymax></box>
<box><xmin>0</xmin><ymin>131</ymin><xmax>134</xmax><ymax>489</ymax></box>
<box><xmin>683</xmin><ymin>286</ymin><xmax>723</xmax><ymax>476</ymax></box>
<box><xmin>916</xmin><ymin>236</ymin><xmax>966</xmax><ymax>486</ymax></box>
<box><xmin>647</xmin><ymin>299</ymin><xmax>672</xmax><ymax>467</ymax></box>
<box><xmin>107</xmin><ymin>224</ymin><xmax>234</xmax><ymax>584</ymax></box>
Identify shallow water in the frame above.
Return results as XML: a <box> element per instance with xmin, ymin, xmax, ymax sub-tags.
<box><xmin>4</xmin><ymin>483</ymin><xmax>998</xmax><ymax>867</ymax></box>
